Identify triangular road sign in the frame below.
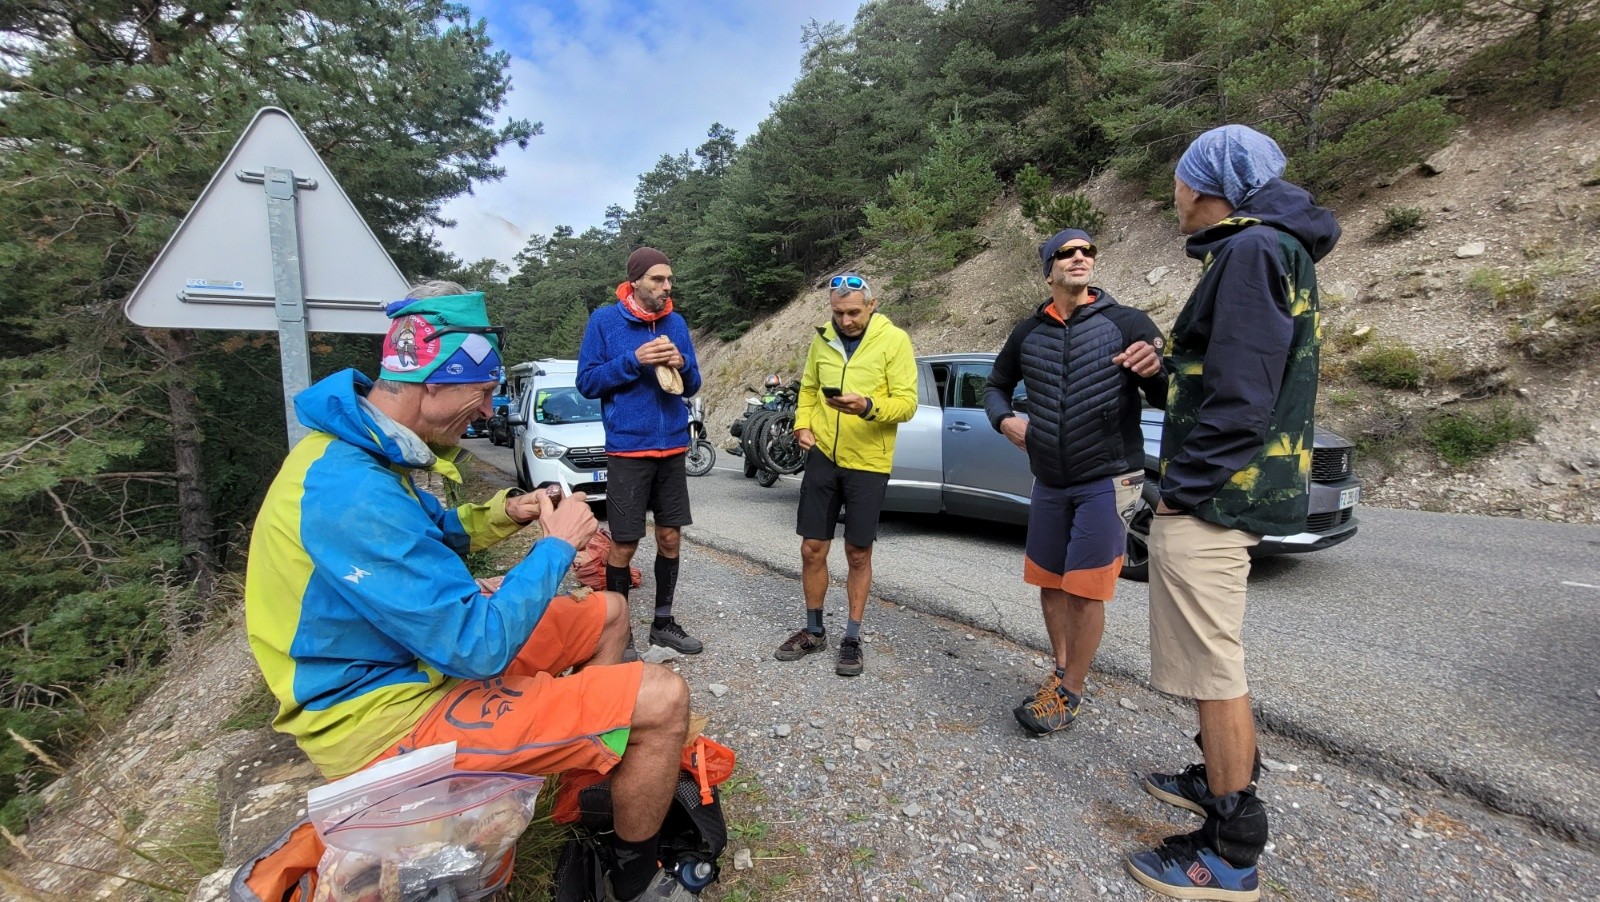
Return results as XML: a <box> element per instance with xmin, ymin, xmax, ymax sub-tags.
<box><xmin>125</xmin><ymin>107</ymin><xmax>405</xmax><ymax>334</ymax></box>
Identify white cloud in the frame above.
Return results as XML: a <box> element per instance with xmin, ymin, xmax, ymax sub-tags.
<box><xmin>438</xmin><ymin>1</ymin><xmax>863</xmax><ymax>267</ymax></box>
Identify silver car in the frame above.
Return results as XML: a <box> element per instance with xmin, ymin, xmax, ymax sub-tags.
<box><xmin>883</xmin><ymin>353</ymin><xmax>1361</xmax><ymax>581</ymax></box>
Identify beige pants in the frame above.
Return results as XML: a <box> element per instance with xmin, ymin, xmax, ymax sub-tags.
<box><xmin>1148</xmin><ymin>513</ymin><xmax>1260</xmax><ymax>700</ymax></box>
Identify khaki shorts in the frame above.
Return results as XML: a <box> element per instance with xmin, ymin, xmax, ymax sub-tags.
<box><xmin>1147</xmin><ymin>513</ymin><xmax>1260</xmax><ymax>700</ymax></box>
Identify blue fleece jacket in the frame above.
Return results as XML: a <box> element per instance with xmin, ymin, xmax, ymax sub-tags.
<box><xmin>576</xmin><ymin>303</ymin><xmax>703</xmax><ymax>453</ymax></box>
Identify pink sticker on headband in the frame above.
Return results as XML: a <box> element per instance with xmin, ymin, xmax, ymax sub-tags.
<box><xmin>382</xmin><ymin>315</ymin><xmax>440</xmax><ymax>372</ymax></box>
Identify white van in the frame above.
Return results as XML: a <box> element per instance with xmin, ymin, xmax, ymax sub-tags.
<box><xmin>507</xmin><ymin>359</ymin><xmax>607</xmax><ymax>509</ymax></box>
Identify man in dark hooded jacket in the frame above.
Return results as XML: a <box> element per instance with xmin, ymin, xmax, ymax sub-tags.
<box><xmin>1125</xmin><ymin>125</ymin><xmax>1340</xmax><ymax>902</ymax></box>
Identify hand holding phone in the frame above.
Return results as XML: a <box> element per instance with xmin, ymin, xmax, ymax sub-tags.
<box><xmin>821</xmin><ymin>386</ymin><xmax>843</xmax><ymax>398</ymax></box>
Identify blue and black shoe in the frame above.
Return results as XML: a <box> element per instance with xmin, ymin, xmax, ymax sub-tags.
<box><xmin>1125</xmin><ymin>832</ymin><xmax>1260</xmax><ymax>901</ymax></box>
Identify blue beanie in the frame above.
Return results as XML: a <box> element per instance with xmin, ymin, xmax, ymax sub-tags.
<box><xmin>1039</xmin><ymin>228</ymin><xmax>1094</xmax><ymax>278</ymax></box>
<box><xmin>1176</xmin><ymin>125</ymin><xmax>1287</xmax><ymax>208</ymax></box>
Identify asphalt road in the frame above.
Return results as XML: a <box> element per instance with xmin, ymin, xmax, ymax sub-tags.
<box><xmin>465</xmin><ymin>438</ymin><xmax>1600</xmax><ymax>846</ymax></box>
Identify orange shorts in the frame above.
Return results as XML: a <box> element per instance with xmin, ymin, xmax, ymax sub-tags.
<box><xmin>371</xmin><ymin>593</ymin><xmax>643</xmax><ymax>776</ymax></box>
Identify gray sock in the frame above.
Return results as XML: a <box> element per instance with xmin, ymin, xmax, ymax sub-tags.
<box><xmin>844</xmin><ymin>618</ymin><xmax>862</xmax><ymax>640</ymax></box>
<box><xmin>806</xmin><ymin>608</ymin><xmax>824</xmax><ymax>635</ymax></box>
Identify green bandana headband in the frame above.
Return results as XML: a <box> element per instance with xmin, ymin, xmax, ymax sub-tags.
<box><xmin>380</xmin><ymin>293</ymin><xmax>505</xmax><ymax>384</ymax></box>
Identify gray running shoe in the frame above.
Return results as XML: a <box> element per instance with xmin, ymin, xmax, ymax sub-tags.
<box><xmin>649</xmin><ymin>618</ymin><xmax>704</xmax><ymax>654</ymax></box>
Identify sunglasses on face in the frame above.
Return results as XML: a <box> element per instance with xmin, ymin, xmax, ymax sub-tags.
<box><xmin>1053</xmin><ymin>244</ymin><xmax>1097</xmax><ymax>261</ymax></box>
<box><xmin>830</xmin><ymin>274</ymin><xmax>870</xmax><ymax>292</ymax></box>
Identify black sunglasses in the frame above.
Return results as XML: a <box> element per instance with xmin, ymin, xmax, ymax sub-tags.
<box><xmin>432</xmin><ymin>324</ymin><xmax>507</xmax><ymax>353</ymax></box>
<box><xmin>1053</xmin><ymin>244</ymin><xmax>1097</xmax><ymax>260</ymax></box>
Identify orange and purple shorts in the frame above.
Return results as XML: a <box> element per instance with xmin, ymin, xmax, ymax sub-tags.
<box><xmin>1023</xmin><ymin>477</ymin><xmax>1128</xmax><ymax>601</ymax></box>
<box><xmin>370</xmin><ymin>593</ymin><xmax>643</xmax><ymax>776</ymax></box>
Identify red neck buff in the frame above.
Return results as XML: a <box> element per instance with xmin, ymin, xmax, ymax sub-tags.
<box><xmin>616</xmin><ymin>281</ymin><xmax>673</xmax><ymax>323</ymax></box>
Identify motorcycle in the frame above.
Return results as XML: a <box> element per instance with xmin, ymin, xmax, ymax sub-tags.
<box><xmin>728</xmin><ymin>379</ymin><xmax>804</xmax><ymax>487</ymax></box>
<box><xmin>684</xmin><ymin>396</ymin><xmax>716</xmax><ymax>477</ymax></box>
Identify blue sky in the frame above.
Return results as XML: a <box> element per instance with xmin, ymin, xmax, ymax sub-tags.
<box><xmin>440</xmin><ymin>0</ymin><xmax>866</xmax><ymax>267</ymax></box>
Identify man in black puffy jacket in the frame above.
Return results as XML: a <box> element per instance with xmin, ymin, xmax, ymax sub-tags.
<box><xmin>983</xmin><ymin>228</ymin><xmax>1165</xmax><ymax>737</ymax></box>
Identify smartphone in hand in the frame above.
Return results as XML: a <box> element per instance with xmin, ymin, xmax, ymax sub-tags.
<box><xmin>821</xmin><ymin>386</ymin><xmax>843</xmax><ymax>399</ymax></box>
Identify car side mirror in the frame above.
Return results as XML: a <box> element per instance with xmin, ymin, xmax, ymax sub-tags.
<box><xmin>507</xmin><ymin>413</ymin><xmax>527</xmax><ymax>427</ymax></box>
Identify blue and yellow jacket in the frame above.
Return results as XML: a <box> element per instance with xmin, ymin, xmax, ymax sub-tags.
<box><xmin>244</xmin><ymin>369</ymin><xmax>576</xmax><ymax>778</ymax></box>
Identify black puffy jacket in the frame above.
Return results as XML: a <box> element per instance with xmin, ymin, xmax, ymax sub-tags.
<box><xmin>983</xmin><ymin>289</ymin><xmax>1166</xmax><ymax>488</ymax></box>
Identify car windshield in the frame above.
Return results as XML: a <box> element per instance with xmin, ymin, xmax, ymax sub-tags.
<box><xmin>533</xmin><ymin>387</ymin><xmax>602</xmax><ymax>425</ymax></box>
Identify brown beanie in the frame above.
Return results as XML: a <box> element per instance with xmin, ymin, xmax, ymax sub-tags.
<box><xmin>627</xmin><ymin>247</ymin><xmax>671</xmax><ymax>283</ymax></box>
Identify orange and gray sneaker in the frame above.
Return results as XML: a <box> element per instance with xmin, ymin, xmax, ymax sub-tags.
<box><xmin>1014</xmin><ymin>686</ymin><xmax>1082</xmax><ymax>736</ymax></box>
<box><xmin>1030</xmin><ymin>670</ymin><xmax>1063</xmax><ymax>702</ymax></box>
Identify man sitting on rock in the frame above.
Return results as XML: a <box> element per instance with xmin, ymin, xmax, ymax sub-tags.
<box><xmin>245</xmin><ymin>281</ymin><xmax>696</xmax><ymax>902</ymax></box>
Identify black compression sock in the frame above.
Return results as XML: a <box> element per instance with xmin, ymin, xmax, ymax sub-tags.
<box><xmin>605</xmin><ymin>564</ymin><xmax>632</xmax><ymax>598</ymax></box>
<box><xmin>610</xmin><ymin>833</ymin><xmax>660</xmax><ymax>899</ymax></box>
<box><xmin>653</xmin><ymin>554</ymin><xmax>679</xmax><ymax>621</ymax></box>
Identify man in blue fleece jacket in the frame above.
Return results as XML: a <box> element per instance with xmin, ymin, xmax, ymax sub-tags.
<box><xmin>578</xmin><ymin>247</ymin><xmax>706</xmax><ymax>656</ymax></box>
<box><xmin>1125</xmin><ymin>125</ymin><xmax>1339</xmax><ymax>902</ymax></box>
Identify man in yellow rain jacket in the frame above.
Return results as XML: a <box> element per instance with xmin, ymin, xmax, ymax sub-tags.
<box><xmin>772</xmin><ymin>272</ymin><xmax>917</xmax><ymax>677</ymax></box>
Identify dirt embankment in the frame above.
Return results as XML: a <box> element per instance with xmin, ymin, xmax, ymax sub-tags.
<box><xmin>694</xmin><ymin>103</ymin><xmax>1600</xmax><ymax>525</ymax></box>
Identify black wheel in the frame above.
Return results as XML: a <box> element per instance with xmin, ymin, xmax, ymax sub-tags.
<box><xmin>756</xmin><ymin>412</ymin><xmax>803</xmax><ymax>475</ymax></box>
<box><xmin>685</xmin><ymin>440</ymin><xmax>716</xmax><ymax>477</ymax></box>
<box><xmin>515</xmin><ymin>453</ymin><xmax>532</xmax><ymax>492</ymax></box>
<box><xmin>1120</xmin><ymin>478</ymin><xmax>1160</xmax><ymax>582</ymax></box>
<box><xmin>756</xmin><ymin>468</ymin><xmax>779</xmax><ymax>488</ymax></box>
<box><xmin>740</xmin><ymin>410</ymin><xmax>775</xmax><ymax>476</ymax></box>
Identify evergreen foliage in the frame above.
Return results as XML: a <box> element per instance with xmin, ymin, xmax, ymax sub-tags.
<box><xmin>862</xmin><ymin>117</ymin><xmax>1003</xmax><ymax>296</ymax></box>
<box><xmin>1016</xmin><ymin>165</ymin><xmax>1109</xmax><ymax>236</ymax></box>
<box><xmin>0</xmin><ymin>0</ymin><xmax>530</xmax><ymax>828</ymax></box>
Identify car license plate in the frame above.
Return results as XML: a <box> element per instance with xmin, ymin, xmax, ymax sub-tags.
<box><xmin>594</xmin><ymin>470</ymin><xmax>607</xmax><ymax>483</ymax></box>
<box><xmin>1338</xmin><ymin>486</ymin><xmax>1360</xmax><ymax>509</ymax></box>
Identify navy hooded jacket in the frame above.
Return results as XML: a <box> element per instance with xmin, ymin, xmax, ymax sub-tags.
<box><xmin>1159</xmin><ymin>178</ymin><xmax>1340</xmax><ymax>536</ymax></box>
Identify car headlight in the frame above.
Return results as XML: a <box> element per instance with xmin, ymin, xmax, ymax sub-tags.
<box><xmin>532</xmin><ymin>438</ymin><xmax>568</xmax><ymax>460</ymax></box>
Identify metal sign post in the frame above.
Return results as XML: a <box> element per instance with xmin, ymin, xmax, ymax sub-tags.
<box><xmin>125</xmin><ymin>107</ymin><xmax>408</xmax><ymax>450</ymax></box>
<box><xmin>248</xmin><ymin>166</ymin><xmax>317</xmax><ymax>445</ymax></box>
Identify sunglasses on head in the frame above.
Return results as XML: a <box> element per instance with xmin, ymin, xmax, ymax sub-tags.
<box><xmin>1053</xmin><ymin>244</ymin><xmax>1097</xmax><ymax>261</ymax></box>
<box><xmin>830</xmin><ymin>274</ymin><xmax>870</xmax><ymax>292</ymax></box>
<box><xmin>431</xmin><ymin>324</ymin><xmax>507</xmax><ymax>354</ymax></box>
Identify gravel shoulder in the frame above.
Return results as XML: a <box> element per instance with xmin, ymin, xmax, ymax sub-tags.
<box><xmin>662</xmin><ymin>539</ymin><xmax>1599</xmax><ymax>901</ymax></box>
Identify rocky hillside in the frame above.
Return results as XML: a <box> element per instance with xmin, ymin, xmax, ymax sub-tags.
<box><xmin>695</xmin><ymin>103</ymin><xmax>1600</xmax><ymax>525</ymax></box>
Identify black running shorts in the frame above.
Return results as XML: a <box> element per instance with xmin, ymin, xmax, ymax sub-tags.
<box><xmin>605</xmin><ymin>452</ymin><xmax>692</xmax><ymax>543</ymax></box>
<box><xmin>795</xmin><ymin>446</ymin><xmax>890</xmax><ymax>548</ymax></box>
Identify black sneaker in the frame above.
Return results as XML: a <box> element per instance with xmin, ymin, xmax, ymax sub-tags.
<box><xmin>1013</xmin><ymin>688</ymin><xmax>1081</xmax><ymax>736</ymax></box>
<box><xmin>649</xmin><ymin>618</ymin><xmax>704</xmax><ymax>655</ymax></box>
<box><xmin>835</xmin><ymin>637</ymin><xmax>864</xmax><ymax>676</ymax></box>
<box><xmin>774</xmin><ymin>628</ymin><xmax>827</xmax><ymax>661</ymax></box>
<box><xmin>1144</xmin><ymin>756</ymin><xmax>1262</xmax><ymax>816</ymax></box>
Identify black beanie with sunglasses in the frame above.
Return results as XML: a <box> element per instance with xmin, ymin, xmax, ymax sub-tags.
<box><xmin>1039</xmin><ymin>228</ymin><xmax>1095</xmax><ymax>277</ymax></box>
